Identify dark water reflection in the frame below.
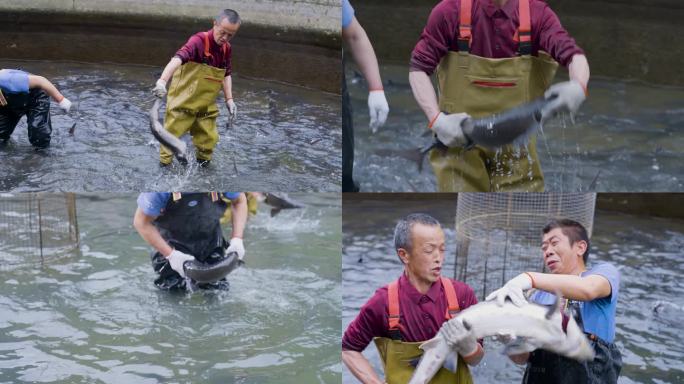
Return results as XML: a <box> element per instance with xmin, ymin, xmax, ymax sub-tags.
<box><xmin>0</xmin><ymin>60</ymin><xmax>340</xmax><ymax>192</ymax></box>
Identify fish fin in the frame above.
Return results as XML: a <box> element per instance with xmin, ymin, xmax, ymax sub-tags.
<box><xmin>546</xmin><ymin>292</ymin><xmax>562</xmax><ymax>320</ymax></box>
<box><xmin>270</xmin><ymin>208</ymin><xmax>282</xmax><ymax>217</ymax></box>
<box><xmin>418</xmin><ymin>336</ymin><xmax>443</xmax><ymax>352</ymax></box>
<box><xmin>442</xmin><ymin>350</ymin><xmax>459</xmax><ymax>373</ymax></box>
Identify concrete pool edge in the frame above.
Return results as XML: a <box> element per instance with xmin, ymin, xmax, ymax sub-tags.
<box><xmin>0</xmin><ymin>3</ymin><xmax>342</xmax><ymax>93</ymax></box>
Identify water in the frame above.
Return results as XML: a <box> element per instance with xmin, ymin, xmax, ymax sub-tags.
<box><xmin>0</xmin><ymin>193</ymin><xmax>342</xmax><ymax>383</ymax></box>
<box><xmin>0</xmin><ymin>60</ymin><xmax>341</xmax><ymax>192</ymax></box>
<box><xmin>347</xmin><ymin>65</ymin><xmax>684</xmax><ymax>192</ymax></box>
<box><xmin>342</xmin><ymin>196</ymin><xmax>684</xmax><ymax>383</ymax></box>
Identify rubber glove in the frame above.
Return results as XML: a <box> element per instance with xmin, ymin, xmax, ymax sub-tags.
<box><xmin>542</xmin><ymin>80</ymin><xmax>586</xmax><ymax>120</ymax></box>
<box><xmin>166</xmin><ymin>249</ymin><xmax>195</xmax><ymax>278</ymax></box>
<box><xmin>431</xmin><ymin>112</ymin><xmax>471</xmax><ymax>147</ymax></box>
<box><xmin>368</xmin><ymin>90</ymin><xmax>389</xmax><ymax>133</ymax></box>
<box><xmin>226</xmin><ymin>99</ymin><xmax>237</xmax><ymax>122</ymax></box>
<box><xmin>485</xmin><ymin>273</ymin><xmax>533</xmax><ymax>307</ymax></box>
<box><xmin>226</xmin><ymin>237</ymin><xmax>245</xmax><ymax>261</ymax></box>
<box><xmin>440</xmin><ymin>318</ymin><xmax>479</xmax><ymax>356</ymax></box>
<box><xmin>58</xmin><ymin>98</ymin><xmax>72</xmax><ymax>113</ymax></box>
<box><xmin>153</xmin><ymin>79</ymin><xmax>167</xmax><ymax>98</ymax></box>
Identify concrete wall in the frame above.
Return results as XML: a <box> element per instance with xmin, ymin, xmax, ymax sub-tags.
<box><xmin>353</xmin><ymin>0</ymin><xmax>684</xmax><ymax>86</ymax></box>
<box><xmin>0</xmin><ymin>0</ymin><xmax>342</xmax><ymax>92</ymax></box>
<box><xmin>0</xmin><ymin>0</ymin><xmax>340</xmax><ymax>35</ymax></box>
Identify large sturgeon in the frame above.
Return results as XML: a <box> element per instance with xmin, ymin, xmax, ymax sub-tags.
<box><xmin>183</xmin><ymin>251</ymin><xmax>242</xmax><ymax>283</ymax></box>
<box><xmin>263</xmin><ymin>193</ymin><xmax>304</xmax><ymax>217</ymax></box>
<box><xmin>149</xmin><ymin>98</ymin><xmax>188</xmax><ymax>164</ymax></box>
<box><xmin>408</xmin><ymin>295</ymin><xmax>595</xmax><ymax>384</ymax></box>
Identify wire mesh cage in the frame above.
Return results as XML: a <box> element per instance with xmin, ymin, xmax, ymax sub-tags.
<box><xmin>453</xmin><ymin>193</ymin><xmax>596</xmax><ymax>300</ymax></box>
<box><xmin>0</xmin><ymin>193</ymin><xmax>79</xmax><ymax>270</ymax></box>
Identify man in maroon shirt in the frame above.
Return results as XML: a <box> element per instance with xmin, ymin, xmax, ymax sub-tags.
<box><xmin>153</xmin><ymin>9</ymin><xmax>240</xmax><ymax>166</ymax></box>
<box><xmin>410</xmin><ymin>0</ymin><xmax>590</xmax><ymax>191</ymax></box>
<box><xmin>342</xmin><ymin>213</ymin><xmax>483</xmax><ymax>383</ymax></box>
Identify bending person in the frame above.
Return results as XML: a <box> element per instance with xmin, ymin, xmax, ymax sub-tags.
<box><xmin>134</xmin><ymin>192</ymin><xmax>247</xmax><ymax>291</ymax></box>
<box><xmin>0</xmin><ymin>69</ymin><xmax>71</xmax><ymax>147</ymax></box>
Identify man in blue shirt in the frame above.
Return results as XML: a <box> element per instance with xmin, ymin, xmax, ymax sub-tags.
<box><xmin>342</xmin><ymin>0</ymin><xmax>389</xmax><ymax>191</ymax></box>
<box><xmin>134</xmin><ymin>192</ymin><xmax>247</xmax><ymax>290</ymax></box>
<box><xmin>487</xmin><ymin>218</ymin><xmax>622</xmax><ymax>383</ymax></box>
<box><xmin>0</xmin><ymin>69</ymin><xmax>72</xmax><ymax>148</ymax></box>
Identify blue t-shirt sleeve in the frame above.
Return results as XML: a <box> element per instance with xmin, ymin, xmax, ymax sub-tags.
<box><xmin>342</xmin><ymin>0</ymin><xmax>355</xmax><ymax>29</ymax></box>
<box><xmin>223</xmin><ymin>192</ymin><xmax>240</xmax><ymax>201</ymax></box>
<box><xmin>585</xmin><ymin>263</ymin><xmax>620</xmax><ymax>302</ymax></box>
<box><xmin>0</xmin><ymin>69</ymin><xmax>30</xmax><ymax>94</ymax></box>
<box><xmin>137</xmin><ymin>193</ymin><xmax>171</xmax><ymax>216</ymax></box>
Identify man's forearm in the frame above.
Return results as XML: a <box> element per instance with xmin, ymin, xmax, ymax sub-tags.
<box><xmin>230</xmin><ymin>193</ymin><xmax>247</xmax><ymax>239</ymax></box>
<box><xmin>342</xmin><ymin>18</ymin><xmax>383</xmax><ymax>91</ymax></box>
<box><xmin>409</xmin><ymin>70</ymin><xmax>440</xmax><ymax>123</ymax></box>
<box><xmin>528</xmin><ymin>272</ymin><xmax>610</xmax><ymax>301</ymax></box>
<box><xmin>462</xmin><ymin>343</ymin><xmax>485</xmax><ymax>366</ymax></box>
<box><xmin>568</xmin><ymin>54</ymin><xmax>590</xmax><ymax>92</ymax></box>
<box><xmin>28</xmin><ymin>75</ymin><xmax>64</xmax><ymax>103</ymax></box>
<box><xmin>341</xmin><ymin>350</ymin><xmax>385</xmax><ymax>384</ymax></box>
<box><xmin>223</xmin><ymin>75</ymin><xmax>233</xmax><ymax>101</ymax></box>
<box><xmin>159</xmin><ymin>57</ymin><xmax>183</xmax><ymax>83</ymax></box>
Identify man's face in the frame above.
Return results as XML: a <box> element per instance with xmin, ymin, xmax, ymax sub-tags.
<box><xmin>401</xmin><ymin>223</ymin><xmax>446</xmax><ymax>284</ymax></box>
<box><xmin>213</xmin><ymin>18</ymin><xmax>240</xmax><ymax>45</ymax></box>
<box><xmin>541</xmin><ymin>227</ymin><xmax>585</xmax><ymax>274</ymax></box>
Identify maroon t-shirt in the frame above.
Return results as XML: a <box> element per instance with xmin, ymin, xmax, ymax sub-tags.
<box><xmin>174</xmin><ymin>29</ymin><xmax>233</xmax><ymax>77</ymax></box>
<box><xmin>410</xmin><ymin>0</ymin><xmax>584</xmax><ymax>75</ymax></box>
<box><xmin>342</xmin><ymin>274</ymin><xmax>480</xmax><ymax>352</ymax></box>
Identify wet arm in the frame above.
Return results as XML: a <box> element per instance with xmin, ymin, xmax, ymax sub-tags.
<box><xmin>341</xmin><ymin>350</ymin><xmax>385</xmax><ymax>384</ymax></box>
<box><xmin>568</xmin><ymin>54</ymin><xmax>590</xmax><ymax>92</ymax></box>
<box><xmin>27</xmin><ymin>75</ymin><xmax>65</xmax><ymax>103</ymax></box>
<box><xmin>527</xmin><ymin>272</ymin><xmax>611</xmax><ymax>301</ymax></box>
<box><xmin>409</xmin><ymin>70</ymin><xmax>440</xmax><ymax>124</ymax></box>
<box><xmin>159</xmin><ymin>57</ymin><xmax>183</xmax><ymax>83</ymax></box>
<box><xmin>229</xmin><ymin>193</ymin><xmax>247</xmax><ymax>239</ymax></box>
<box><xmin>133</xmin><ymin>208</ymin><xmax>173</xmax><ymax>257</ymax></box>
<box><xmin>222</xmin><ymin>75</ymin><xmax>233</xmax><ymax>102</ymax></box>
<box><xmin>342</xmin><ymin>17</ymin><xmax>383</xmax><ymax>91</ymax></box>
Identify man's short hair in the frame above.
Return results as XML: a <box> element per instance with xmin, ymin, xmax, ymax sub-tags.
<box><xmin>394</xmin><ymin>213</ymin><xmax>441</xmax><ymax>255</ymax></box>
<box><xmin>543</xmin><ymin>219</ymin><xmax>590</xmax><ymax>263</ymax></box>
<box><xmin>216</xmin><ymin>9</ymin><xmax>240</xmax><ymax>24</ymax></box>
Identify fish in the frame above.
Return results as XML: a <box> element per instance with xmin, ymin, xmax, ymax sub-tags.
<box><xmin>183</xmin><ymin>251</ymin><xmax>242</xmax><ymax>283</ymax></box>
<box><xmin>263</xmin><ymin>193</ymin><xmax>304</xmax><ymax>217</ymax></box>
<box><xmin>149</xmin><ymin>98</ymin><xmax>188</xmax><ymax>164</ymax></box>
<box><xmin>417</xmin><ymin>96</ymin><xmax>559</xmax><ymax>170</ymax></box>
<box><xmin>408</xmin><ymin>295</ymin><xmax>595</xmax><ymax>384</ymax></box>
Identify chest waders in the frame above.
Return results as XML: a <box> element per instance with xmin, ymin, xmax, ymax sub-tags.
<box><xmin>523</xmin><ymin>299</ymin><xmax>622</xmax><ymax>384</ymax></box>
<box><xmin>373</xmin><ymin>277</ymin><xmax>473</xmax><ymax>384</ymax></box>
<box><xmin>161</xmin><ymin>32</ymin><xmax>228</xmax><ymax>164</ymax></box>
<box><xmin>151</xmin><ymin>192</ymin><xmax>230</xmax><ymax>290</ymax></box>
<box><xmin>429</xmin><ymin>0</ymin><xmax>558</xmax><ymax>191</ymax></box>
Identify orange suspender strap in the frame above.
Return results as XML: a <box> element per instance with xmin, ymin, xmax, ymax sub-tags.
<box><xmin>457</xmin><ymin>0</ymin><xmax>473</xmax><ymax>51</ymax></box>
<box><xmin>441</xmin><ymin>277</ymin><xmax>460</xmax><ymax>320</ymax></box>
<box><xmin>387</xmin><ymin>280</ymin><xmax>403</xmax><ymax>340</ymax></box>
<box><xmin>203</xmin><ymin>32</ymin><xmax>213</xmax><ymax>59</ymax></box>
<box><xmin>517</xmin><ymin>0</ymin><xmax>532</xmax><ymax>55</ymax></box>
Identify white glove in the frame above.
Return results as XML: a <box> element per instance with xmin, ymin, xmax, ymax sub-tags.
<box><xmin>431</xmin><ymin>112</ymin><xmax>470</xmax><ymax>147</ymax></box>
<box><xmin>367</xmin><ymin>90</ymin><xmax>389</xmax><ymax>133</ymax></box>
<box><xmin>226</xmin><ymin>237</ymin><xmax>245</xmax><ymax>261</ymax></box>
<box><xmin>440</xmin><ymin>319</ymin><xmax>479</xmax><ymax>356</ymax></box>
<box><xmin>485</xmin><ymin>273</ymin><xmax>533</xmax><ymax>307</ymax></box>
<box><xmin>58</xmin><ymin>98</ymin><xmax>72</xmax><ymax>113</ymax></box>
<box><xmin>153</xmin><ymin>79</ymin><xmax>167</xmax><ymax>98</ymax></box>
<box><xmin>227</xmin><ymin>99</ymin><xmax>237</xmax><ymax>121</ymax></box>
<box><xmin>166</xmin><ymin>249</ymin><xmax>195</xmax><ymax>278</ymax></box>
<box><xmin>541</xmin><ymin>80</ymin><xmax>586</xmax><ymax>120</ymax></box>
